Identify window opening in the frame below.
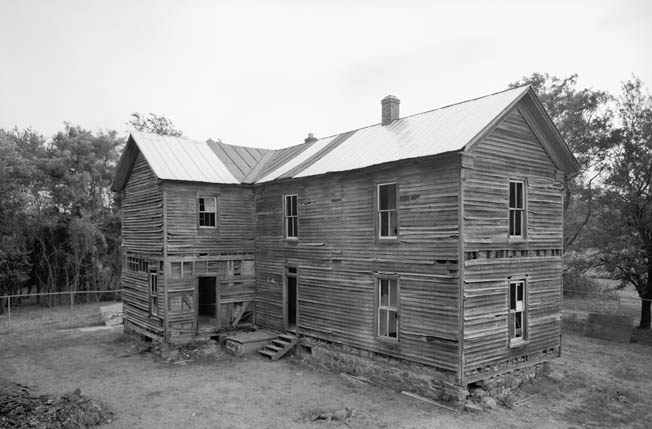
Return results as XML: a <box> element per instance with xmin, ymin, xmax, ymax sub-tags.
<box><xmin>285</xmin><ymin>194</ymin><xmax>298</xmax><ymax>239</ymax></box>
<box><xmin>509</xmin><ymin>181</ymin><xmax>525</xmax><ymax>236</ymax></box>
<box><xmin>198</xmin><ymin>197</ymin><xmax>217</xmax><ymax>228</ymax></box>
<box><xmin>149</xmin><ymin>270</ymin><xmax>158</xmax><ymax>316</ymax></box>
<box><xmin>509</xmin><ymin>280</ymin><xmax>526</xmax><ymax>341</ymax></box>
<box><xmin>377</xmin><ymin>278</ymin><xmax>399</xmax><ymax>339</ymax></box>
<box><xmin>378</xmin><ymin>183</ymin><xmax>398</xmax><ymax>238</ymax></box>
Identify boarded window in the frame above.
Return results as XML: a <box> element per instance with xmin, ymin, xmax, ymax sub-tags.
<box><xmin>149</xmin><ymin>270</ymin><xmax>158</xmax><ymax>316</ymax></box>
<box><xmin>285</xmin><ymin>194</ymin><xmax>298</xmax><ymax>239</ymax></box>
<box><xmin>377</xmin><ymin>278</ymin><xmax>399</xmax><ymax>339</ymax></box>
<box><xmin>198</xmin><ymin>197</ymin><xmax>217</xmax><ymax>228</ymax></box>
<box><xmin>509</xmin><ymin>181</ymin><xmax>525</xmax><ymax>236</ymax></box>
<box><xmin>509</xmin><ymin>280</ymin><xmax>527</xmax><ymax>342</ymax></box>
<box><xmin>378</xmin><ymin>183</ymin><xmax>398</xmax><ymax>238</ymax></box>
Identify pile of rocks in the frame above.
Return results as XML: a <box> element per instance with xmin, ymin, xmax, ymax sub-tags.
<box><xmin>0</xmin><ymin>382</ymin><xmax>112</xmax><ymax>428</ymax></box>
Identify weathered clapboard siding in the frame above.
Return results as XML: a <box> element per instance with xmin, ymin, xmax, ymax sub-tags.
<box><xmin>120</xmin><ymin>152</ymin><xmax>164</xmax><ymax>337</ymax></box>
<box><xmin>122</xmin><ymin>152</ymin><xmax>163</xmax><ymax>255</ymax></box>
<box><xmin>162</xmin><ymin>183</ymin><xmax>256</xmax><ymax>256</ymax></box>
<box><xmin>255</xmin><ymin>155</ymin><xmax>462</xmax><ymax>372</ymax></box>
<box><xmin>461</xmin><ymin>104</ymin><xmax>564</xmax><ymax>377</ymax></box>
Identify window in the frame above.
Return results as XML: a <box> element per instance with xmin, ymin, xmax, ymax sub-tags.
<box><xmin>509</xmin><ymin>280</ymin><xmax>527</xmax><ymax>343</ymax></box>
<box><xmin>285</xmin><ymin>194</ymin><xmax>298</xmax><ymax>239</ymax></box>
<box><xmin>149</xmin><ymin>270</ymin><xmax>159</xmax><ymax>316</ymax></box>
<box><xmin>198</xmin><ymin>197</ymin><xmax>216</xmax><ymax>228</ymax></box>
<box><xmin>378</xmin><ymin>182</ymin><xmax>398</xmax><ymax>238</ymax></box>
<box><xmin>377</xmin><ymin>278</ymin><xmax>399</xmax><ymax>339</ymax></box>
<box><xmin>509</xmin><ymin>181</ymin><xmax>525</xmax><ymax>236</ymax></box>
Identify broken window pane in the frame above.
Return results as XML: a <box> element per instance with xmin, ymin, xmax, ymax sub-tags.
<box><xmin>380</xmin><ymin>279</ymin><xmax>389</xmax><ymax>307</ymax></box>
<box><xmin>379</xmin><ymin>309</ymin><xmax>388</xmax><ymax>336</ymax></box>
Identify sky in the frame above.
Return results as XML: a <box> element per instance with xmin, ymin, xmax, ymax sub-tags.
<box><xmin>1</xmin><ymin>0</ymin><xmax>651</xmax><ymax>149</ymax></box>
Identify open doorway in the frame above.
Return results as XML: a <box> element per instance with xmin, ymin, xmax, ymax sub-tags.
<box><xmin>197</xmin><ymin>277</ymin><xmax>217</xmax><ymax>332</ymax></box>
<box><xmin>286</xmin><ymin>266</ymin><xmax>297</xmax><ymax>332</ymax></box>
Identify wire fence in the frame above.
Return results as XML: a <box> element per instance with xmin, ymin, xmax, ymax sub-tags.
<box><xmin>0</xmin><ymin>288</ymin><xmax>648</xmax><ymax>334</ymax></box>
<box><xmin>0</xmin><ymin>290</ymin><xmax>122</xmax><ymax>333</ymax></box>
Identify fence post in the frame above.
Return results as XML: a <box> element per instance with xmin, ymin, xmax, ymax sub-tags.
<box><xmin>7</xmin><ymin>297</ymin><xmax>11</xmax><ymax>332</ymax></box>
<box><xmin>70</xmin><ymin>291</ymin><xmax>74</xmax><ymax>328</ymax></box>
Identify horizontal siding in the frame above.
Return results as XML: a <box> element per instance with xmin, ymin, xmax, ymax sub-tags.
<box><xmin>255</xmin><ymin>156</ymin><xmax>462</xmax><ymax>372</ymax></box>
<box><xmin>462</xmin><ymin>104</ymin><xmax>563</xmax><ymax>376</ymax></box>
<box><xmin>164</xmin><ymin>183</ymin><xmax>255</xmax><ymax>256</ymax></box>
<box><xmin>122</xmin><ymin>153</ymin><xmax>163</xmax><ymax>255</ymax></box>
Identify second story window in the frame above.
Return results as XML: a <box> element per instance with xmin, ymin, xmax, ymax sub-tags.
<box><xmin>509</xmin><ymin>181</ymin><xmax>525</xmax><ymax>237</ymax></box>
<box><xmin>285</xmin><ymin>194</ymin><xmax>298</xmax><ymax>239</ymax></box>
<box><xmin>378</xmin><ymin>182</ymin><xmax>398</xmax><ymax>238</ymax></box>
<box><xmin>198</xmin><ymin>197</ymin><xmax>217</xmax><ymax>228</ymax></box>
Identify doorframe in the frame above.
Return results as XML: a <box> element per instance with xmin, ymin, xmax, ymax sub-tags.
<box><xmin>196</xmin><ymin>275</ymin><xmax>220</xmax><ymax>333</ymax></box>
<box><xmin>283</xmin><ymin>265</ymin><xmax>298</xmax><ymax>333</ymax></box>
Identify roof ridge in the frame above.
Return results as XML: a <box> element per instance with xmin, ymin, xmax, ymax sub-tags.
<box><xmin>282</xmin><ymin>85</ymin><xmax>533</xmax><ymax>146</ymax></box>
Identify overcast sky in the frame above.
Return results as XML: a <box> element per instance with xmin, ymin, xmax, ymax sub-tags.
<box><xmin>1</xmin><ymin>0</ymin><xmax>651</xmax><ymax>149</ymax></box>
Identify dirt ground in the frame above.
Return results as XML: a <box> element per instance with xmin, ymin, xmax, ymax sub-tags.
<box><xmin>1</xmin><ymin>305</ymin><xmax>651</xmax><ymax>428</ymax></box>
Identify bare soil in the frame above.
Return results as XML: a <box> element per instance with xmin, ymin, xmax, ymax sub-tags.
<box><xmin>1</xmin><ymin>304</ymin><xmax>651</xmax><ymax>428</ymax></box>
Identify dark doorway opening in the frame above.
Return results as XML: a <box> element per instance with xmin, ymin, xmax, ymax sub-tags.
<box><xmin>286</xmin><ymin>266</ymin><xmax>297</xmax><ymax>332</ymax></box>
<box><xmin>197</xmin><ymin>277</ymin><xmax>217</xmax><ymax>331</ymax></box>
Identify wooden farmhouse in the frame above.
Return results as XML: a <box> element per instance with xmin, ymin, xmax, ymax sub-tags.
<box><xmin>111</xmin><ymin>85</ymin><xmax>579</xmax><ymax>394</ymax></box>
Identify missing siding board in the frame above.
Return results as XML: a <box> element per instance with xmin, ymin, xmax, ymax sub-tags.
<box><xmin>464</xmin><ymin>249</ymin><xmax>562</xmax><ymax>261</ymax></box>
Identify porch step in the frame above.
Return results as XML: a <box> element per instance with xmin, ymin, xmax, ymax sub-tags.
<box><xmin>258</xmin><ymin>332</ymin><xmax>299</xmax><ymax>361</ymax></box>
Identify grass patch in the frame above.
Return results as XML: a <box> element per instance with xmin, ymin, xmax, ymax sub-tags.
<box><xmin>563</xmin><ymin>385</ymin><xmax>650</xmax><ymax>429</ymax></box>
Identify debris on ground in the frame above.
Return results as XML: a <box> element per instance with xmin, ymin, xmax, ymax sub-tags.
<box><xmin>0</xmin><ymin>382</ymin><xmax>112</xmax><ymax>428</ymax></box>
<box><xmin>99</xmin><ymin>303</ymin><xmax>123</xmax><ymax>327</ymax></box>
<box><xmin>310</xmin><ymin>407</ymin><xmax>356</xmax><ymax>423</ymax></box>
<box><xmin>463</xmin><ymin>401</ymin><xmax>484</xmax><ymax>413</ymax></box>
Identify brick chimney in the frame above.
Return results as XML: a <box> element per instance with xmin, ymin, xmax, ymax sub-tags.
<box><xmin>304</xmin><ymin>133</ymin><xmax>317</xmax><ymax>144</ymax></box>
<box><xmin>381</xmin><ymin>95</ymin><xmax>400</xmax><ymax>126</ymax></box>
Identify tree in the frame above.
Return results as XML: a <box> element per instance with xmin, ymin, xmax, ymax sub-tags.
<box><xmin>0</xmin><ymin>125</ymin><xmax>124</xmax><ymax>309</ymax></box>
<box><xmin>594</xmin><ymin>77</ymin><xmax>652</xmax><ymax>329</ymax></box>
<box><xmin>0</xmin><ymin>128</ymin><xmax>45</xmax><ymax>311</ymax></box>
<box><xmin>127</xmin><ymin>112</ymin><xmax>183</xmax><ymax>137</ymax></box>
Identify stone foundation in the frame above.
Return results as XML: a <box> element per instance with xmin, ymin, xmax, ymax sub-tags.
<box><xmin>469</xmin><ymin>361</ymin><xmax>551</xmax><ymax>400</ymax></box>
<box><xmin>296</xmin><ymin>337</ymin><xmax>557</xmax><ymax>409</ymax></box>
<box><xmin>296</xmin><ymin>337</ymin><xmax>467</xmax><ymax>406</ymax></box>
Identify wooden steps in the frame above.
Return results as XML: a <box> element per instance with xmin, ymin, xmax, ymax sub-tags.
<box><xmin>258</xmin><ymin>333</ymin><xmax>299</xmax><ymax>361</ymax></box>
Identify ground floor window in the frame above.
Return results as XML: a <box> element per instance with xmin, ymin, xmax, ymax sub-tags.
<box><xmin>149</xmin><ymin>270</ymin><xmax>158</xmax><ymax>316</ymax></box>
<box><xmin>509</xmin><ymin>279</ymin><xmax>527</xmax><ymax>343</ymax></box>
<box><xmin>377</xmin><ymin>277</ymin><xmax>399</xmax><ymax>339</ymax></box>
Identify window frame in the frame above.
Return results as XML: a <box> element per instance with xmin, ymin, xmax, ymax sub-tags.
<box><xmin>508</xmin><ymin>278</ymin><xmax>528</xmax><ymax>346</ymax></box>
<box><xmin>149</xmin><ymin>269</ymin><xmax>159</xmax><ymax>317</ymax></box>
<box><xmin>284</xmin><ymin>193</ymin><xmax>298</xmax><ymax>240</ymax></box>
<box><xmin>508</xmin><ymin>180</ymin><xmax>526</xmax><ymax>238</ymax></box>
<box><xmin>377</xmin><ymin>182</ymin><xmax>399</xmax><ymax>240</ymax></box>
<box><xmin>376</xmin><ymin>276</ymin><xmax>400</xmax><ymax>341</ymax></box>
<box><xmin>198</xmin><ymin>196</ymin><xmax>217</xmax><ymax>229</ymax></box>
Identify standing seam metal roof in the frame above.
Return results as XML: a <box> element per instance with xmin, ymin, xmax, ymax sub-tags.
<box><xmin>112</xmin><ymin>85</ymin><xmax>577</xmax><ymax>191</ymax></box>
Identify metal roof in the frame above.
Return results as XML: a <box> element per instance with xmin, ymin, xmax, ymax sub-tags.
<box><xmin>127</xmin><ymin>132</ymin><xmax>240</xmax><ymax>184</ymax></box>
<box><xmin>113</xmin><ymin>85</ymin><xmax>577</xmax><ymax>191</ymax></box>
<box><xmin>259</xmin><ymin>85</ymin><xmax>531</xmax><ymax>181</ymax></box>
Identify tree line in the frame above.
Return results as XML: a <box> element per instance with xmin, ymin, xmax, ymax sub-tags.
<box><xmin>0</xmin><ymin>77</ymin><xmax>650</xmax><ymax>329</ymax></box>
